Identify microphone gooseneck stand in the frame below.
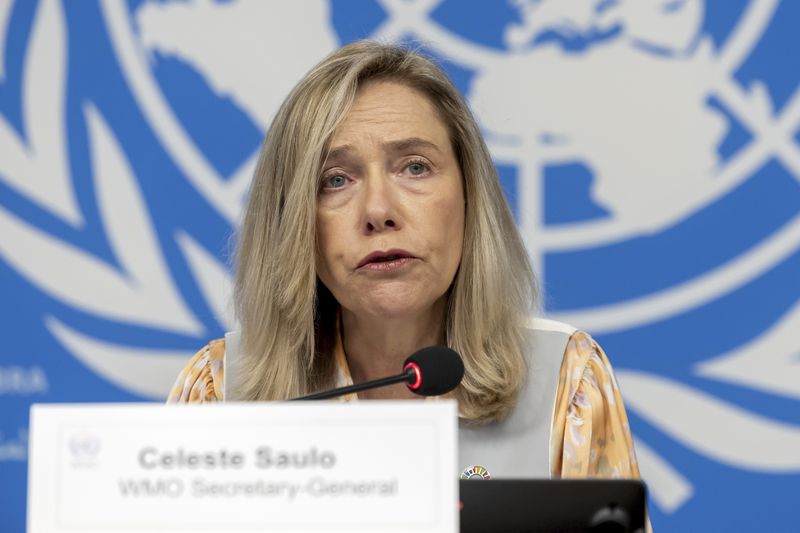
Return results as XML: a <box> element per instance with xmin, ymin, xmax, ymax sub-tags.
<box><xmin>288</xmin><ymin>345</ymin><xmax>463</xmax><ymax>401</ymax></box>
<box><xmin>290</xmin><ymin>366</ymin><xmax>418</xmax><ymax>401</ymax></box>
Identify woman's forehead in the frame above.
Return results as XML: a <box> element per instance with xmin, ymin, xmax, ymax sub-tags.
<box><xmin>327</xmin><ymin>80</ymin><xmax>450</xmax><ymax>156</ymax></box>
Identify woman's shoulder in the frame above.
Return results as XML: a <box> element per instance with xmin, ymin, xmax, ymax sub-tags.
<box><xmin>521</xmin><ymin>318</ymin><xmax>621</xmax><ymax>420</ymax></box>
<box><xmin>520</xmin><ymin>317</ymin><xmax>605</xmax><ymax>375</ymax></box>
<box><xmin>523</xmin><ymin>316</ymin><xmax>578</xmax><ymax>337</ymax></box>
<box><xmin>521</xmin><ymin>317</ymin><xmax>580</xmax><ymax>348</ymax></box>
<box><xmin>520</xmin><ymin>317</ymin><xmax>579</xmax><ymax>368</ymax></box>
<box><xmin>166</xmin><ymin>338</ymin><xmax>226</xmax><ymax>403</ymax></box>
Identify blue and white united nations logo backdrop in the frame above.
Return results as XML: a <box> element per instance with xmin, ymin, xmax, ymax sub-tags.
<box><xmin>1</xmin><ymin>0</ymin><xmax>799</xmax><ymax>530</ymax></box>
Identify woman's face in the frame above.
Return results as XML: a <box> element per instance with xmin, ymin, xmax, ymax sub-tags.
<box><xmin>316</xmin><ymin>80</ymin><xmax>465</xmax><ymax>320</ymax></box>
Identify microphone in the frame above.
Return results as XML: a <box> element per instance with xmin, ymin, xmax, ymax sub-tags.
<box><xmin>291</xmin><ymin>346</ymin><xmax>464</xmax><ymax>401</ymax></box>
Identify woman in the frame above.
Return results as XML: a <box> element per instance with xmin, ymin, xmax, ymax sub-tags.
<box><xmin>169</xmin><ymin>41</ymin><xmax>640</xmax><ymax>481</ymax></box>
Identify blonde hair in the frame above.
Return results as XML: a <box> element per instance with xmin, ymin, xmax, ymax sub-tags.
<box><xmin>233</xmin><ymin>41</ymin><xmax>535</xmax><ymax>422</ymax></box>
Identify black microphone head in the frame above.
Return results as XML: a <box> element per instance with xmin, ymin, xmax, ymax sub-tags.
<box><xmin>403</xmin><ymin>346</ymin><xmax>464</xmax><ymax>396</ymax></box>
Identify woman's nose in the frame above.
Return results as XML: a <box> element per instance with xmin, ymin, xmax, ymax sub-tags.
<box><xmin>362</xmin><ymin>173</ymin><xmax>399</xmax><ymax>233</ymax></box>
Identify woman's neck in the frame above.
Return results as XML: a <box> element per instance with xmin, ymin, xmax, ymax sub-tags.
<box><xmin>340</xmin><ymin>298</ymin><xmax>447</xmax><ymax>399</ymax></box>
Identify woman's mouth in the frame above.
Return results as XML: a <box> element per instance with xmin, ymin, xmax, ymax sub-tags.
<box><xmin>357</xmin><ymin>250</ymin><xmax>417</xmax><ymax>271</ymax></box>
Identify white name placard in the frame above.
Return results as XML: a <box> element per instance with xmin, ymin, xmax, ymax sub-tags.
<box><xmin>28</xmin><ymin>401</ymin><xmax>458</xmax><ymax>533</ymax></box>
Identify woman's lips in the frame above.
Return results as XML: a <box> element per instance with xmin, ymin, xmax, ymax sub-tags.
<box><xmin>356</xmin><ymin>249</ymin><xmax>416</xmax><ymax>269</ymax></box>
<box><xmin>357</xmin><ymin>256</ymin><xmax>417</xmax><ymax>272</ymax></box>
<box><xmin>356</xmin><ymin>249</ymin><xmax>417</xmax><ymax>272</ymax></box>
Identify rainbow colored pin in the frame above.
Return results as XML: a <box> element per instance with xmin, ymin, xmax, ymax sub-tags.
<box><xmin>460</xmin><ymin>465</ymin><xmax>491</xmax><ymax>480</ymax></box>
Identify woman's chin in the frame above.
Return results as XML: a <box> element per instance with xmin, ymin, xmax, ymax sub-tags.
<box><xmin>363</xmin><ymin>302</ymin><xmax>430</xmax><ymax>320</ymax></box>
<box><xmin>348</xmin><ymin>294</ymin><xmax>444</xmax><ymax>322</ymax></box>
<box><xmin>335</xmin><ymin>280</ymin><xmax>449</xmax><ymax>322</ymax></box>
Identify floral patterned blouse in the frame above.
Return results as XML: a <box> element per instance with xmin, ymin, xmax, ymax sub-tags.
<box><xmin>167</xmin><ymin>330</ymin><xmax>641</xmax><ymax>481</ymax></box>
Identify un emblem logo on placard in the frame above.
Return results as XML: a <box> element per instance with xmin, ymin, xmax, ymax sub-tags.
<box><xmin>1</xmin><ymin>0</ymin><xmax>799</xmax><ymax>530</ymax></box>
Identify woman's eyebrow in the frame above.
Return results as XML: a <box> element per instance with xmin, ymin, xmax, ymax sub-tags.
<box><xmin>325</xmin><ymin>144</ymin><xmax>354</xmax><ymax>164</ymax></box>
<box><xmin>325</xmin><ymin>137</ymin><xmax>442</xmax><ymax>165</ymax></box>
<box><xmin>384</xmin><ymin>137</ymin><xmax>442</xmax><ymax>155</ymax></box>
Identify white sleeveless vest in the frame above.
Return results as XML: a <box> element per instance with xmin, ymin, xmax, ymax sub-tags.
<box><xmin>458</xmin><ymin>318</ymin><xmax>575</xmax><ymax>479</ymax></box>
<box><xmin>223</xmin><ymin>317</ymin><xmax>574</xmax><ymax>480</ymax></box>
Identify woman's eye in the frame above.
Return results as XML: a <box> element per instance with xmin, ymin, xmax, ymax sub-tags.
<box><xmin>323</xmin><ymin>174</ymin><xmax>347</xmax><ymax>189</ymax></box>
<box><xmin>407</xmin><ymin>162</ymin><xmax>427</xmax><ymax>176</ymax></box>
